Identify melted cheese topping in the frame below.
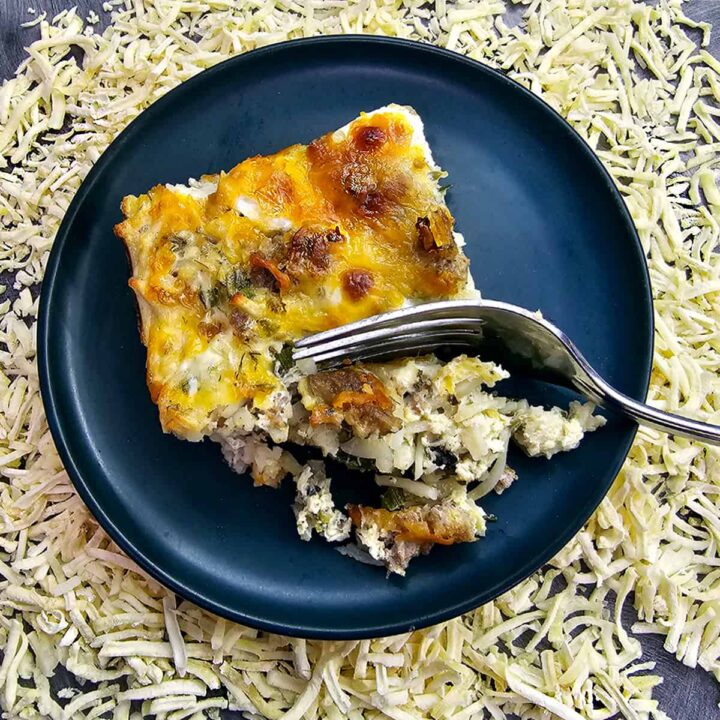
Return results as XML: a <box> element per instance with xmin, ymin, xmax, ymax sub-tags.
<box><xmin>116</xmin><ymin>105</ymin><xmax>473</xmax><ymax>439</ymax></box>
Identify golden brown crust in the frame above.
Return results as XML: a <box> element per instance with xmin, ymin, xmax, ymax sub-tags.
<box><xmin>114</xmin><ymin>211</ymin><xmax>146</xmax><ymax>344</ymax></box>
<box><xmin>348</xmin><ymin>503</ymin><xmax>477</xmax><ymax>546</ymax></box>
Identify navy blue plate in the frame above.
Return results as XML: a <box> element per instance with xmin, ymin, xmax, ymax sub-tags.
<box><xmin>38</xmin><ymin>36</ymin><xmax>652</xmax><ymax>639</ymax></box>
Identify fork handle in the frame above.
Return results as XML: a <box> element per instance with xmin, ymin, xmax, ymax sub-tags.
<box><xmin>575</xmin><ymin>376</ymin><xmax>720</xmax><ymax>446</ymax></box>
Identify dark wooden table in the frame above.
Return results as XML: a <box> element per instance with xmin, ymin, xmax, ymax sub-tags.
<box><xmin>2</xmin><ymin>1</ymin><xmax>720</xmax><ymax>717</ymax></box>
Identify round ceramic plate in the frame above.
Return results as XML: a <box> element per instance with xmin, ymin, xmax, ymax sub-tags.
<box><xmin>38</xmin><ymin>36</ymin><xmax>652</xmax><ymax>639</ymax></box>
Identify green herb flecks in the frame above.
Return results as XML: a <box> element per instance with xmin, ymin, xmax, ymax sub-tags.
<box><xmin>224</xmin><ymin>267</ymin><xmax>255</xmax><ymax>299</ymax></box>
<box><xmin>241</xmin><ymin>352</ymin><xmax>261</xmax><ymax>371</ymax></box>
<box><xmin>179</xmin><ymin>376</ymin><xmax>197</xmax><ymax>395</ymax></box>
<box><xmin>200</xmin><ymin>266</ymin><xmax>255</xmax><ymax>309</ymax></box>
<box><xmin>168</xmin><ymin>233</ymin><xmax>188</xmax><ymax>253</ymax></box>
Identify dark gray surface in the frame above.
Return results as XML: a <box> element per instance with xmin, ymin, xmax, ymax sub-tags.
<box><xmin>1</xmin><ymin>1</ymin><xmax>719</xmax><ymax>718</ymax></box>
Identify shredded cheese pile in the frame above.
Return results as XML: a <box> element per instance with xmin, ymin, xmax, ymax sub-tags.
<box><xmin>2</xmin><ymin>0</ymin><xmax>720</xmax><ymax>717</ymax></box>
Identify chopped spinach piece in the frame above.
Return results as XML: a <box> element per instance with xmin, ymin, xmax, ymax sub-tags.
<box><xmin>335</xmin><ymin>451</ymin><xmax>376</xmax><ymax>473</ymax></box>
<box><xmin>380</xmin><ymin>487</ymin><xmax>406</xmax><ymax>512</ymax></box>
<box><xmin>199</xmin><ymin>286</ymin><xmax>214</xmax><ymax>309</ymax></box>
<box><xmin>199</xmin><ymin>283</ymin><xmax>225</xmax><ymax>309</ymax></box>
<box><xmin>272</xmin><ymin>342</ymin><xmax>295</xmax><ymax>373</ymax></box>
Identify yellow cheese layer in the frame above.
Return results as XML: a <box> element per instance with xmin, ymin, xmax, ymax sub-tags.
<box><xmin>116</xmin><ymin>106</ymin><xmax>471</xmax><ymax>439</ymax></box>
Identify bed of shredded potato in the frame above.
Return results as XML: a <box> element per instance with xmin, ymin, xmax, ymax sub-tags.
<box><xmin>2</xmin><ymin>0</ymin><xmax>720</xmax><ymax>718</ymax></box>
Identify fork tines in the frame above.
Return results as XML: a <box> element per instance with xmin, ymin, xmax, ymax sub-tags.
<box><xmin>293</xmin><ymin>301</ymin><xmax>482</xmax><ymax>367</ymax></box>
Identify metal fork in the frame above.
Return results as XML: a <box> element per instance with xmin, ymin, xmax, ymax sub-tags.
<box><xmin>293</xmin><ymin>299</ymin><xmax>720</xmax><ymax>446</ymax></box>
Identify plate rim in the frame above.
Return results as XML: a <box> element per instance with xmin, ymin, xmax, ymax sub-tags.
<box><xmin>38</xmin><ymin>34</ymin><xmax>654</xmax><ymax>639</ymax></box>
